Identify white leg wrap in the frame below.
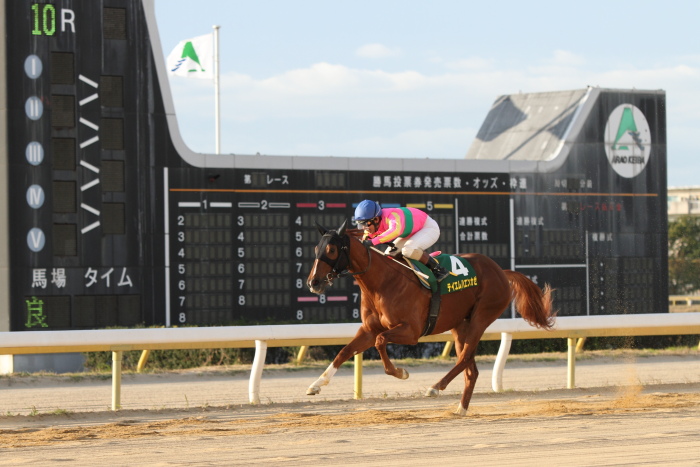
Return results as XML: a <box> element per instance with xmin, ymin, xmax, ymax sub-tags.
<box><xmin>454</xmin><ymin>402</ymin><xmax>467</xmax><ymax>416</ymax></box>
<box><xmin>307</xmin><ymin>363</ymin><xmax>337</xmax><ymax>395</ymax></box>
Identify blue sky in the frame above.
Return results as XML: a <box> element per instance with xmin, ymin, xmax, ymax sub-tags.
<box><xmin>155</xmin><ymin>0</ymin><xmax>699</xmax><ymax>187</ymax></box>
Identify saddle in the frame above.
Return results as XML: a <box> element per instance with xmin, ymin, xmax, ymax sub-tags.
<box><xmin>404</xmin><ymin>253</ymin><xmax>478</xmax><ymax>294</ymax></box>
<box><xmin>403</xmin><ymin>253</ymin><xmax>479</xmax><ymax>336</ymax></box>
<box><xmin>373</xmin><ymin>245</ymin><xmax>479</xmax><ymax>336</ymax></box>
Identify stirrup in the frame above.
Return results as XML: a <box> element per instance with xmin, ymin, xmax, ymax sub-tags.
<box><xmin>432</xmin><ymin>267</ymin><xmax>449</xmax><ymax>282</ymax></box>
<box><xmin>427</xmin><ymin>257</ymin><xmax>449</xmax><ymax>282</ymax></box>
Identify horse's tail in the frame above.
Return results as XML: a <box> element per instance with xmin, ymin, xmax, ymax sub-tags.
<box><xmin>504</xmin><ymin>270</ymin><xmax>556</xmax><ymax>329</ymax></box>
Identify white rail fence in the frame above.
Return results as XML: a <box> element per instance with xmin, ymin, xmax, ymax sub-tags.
<box><xmin>1</xmin><ymin>313</ymin><xmax>699</xmax><ymax>410</ymax></box>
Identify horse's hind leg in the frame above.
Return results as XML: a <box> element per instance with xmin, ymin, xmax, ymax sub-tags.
<box><xmin>425</xmin><ymin>317</ymin><xmax>487</xmax><ymax>399</ymax></box>
<box><xmin>450</xmin><ymin>325</ymin><xmax>481</xmax><ymax>414</ymax></box>
<box><xmin>455</xmin><ymin>358</ymin><xmax>479</xmax><ymax>416</ymax></box>
<box><xmin>307</xmin><ymin>328</ymin><xmax>375</xmax><ymax>395</ymax></box>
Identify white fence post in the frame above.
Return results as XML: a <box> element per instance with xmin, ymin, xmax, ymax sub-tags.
<box><xmin>249</xmin><ymin>340</ymin><xmax>267</xmax><ymax>404</ymax></box>
<box><xmin>492</xmin><ymin>332</ymin><xmax>513</xmax><ymax>392</ymax></box>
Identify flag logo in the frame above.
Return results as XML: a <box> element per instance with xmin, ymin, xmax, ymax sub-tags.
<box><xmin>166</xmin><ymin>33</ymin><xmax>213</xmax><ymax>79</ymax></box>
<box><xmin>604</xmin><ymin>104</ymin><xmax>652</xmax><ymax>178</ymax></box>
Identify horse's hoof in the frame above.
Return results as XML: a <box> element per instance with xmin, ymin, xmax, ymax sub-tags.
<box><xmin>306</xmin><ymin>386</ymin><xmax>321</xmax><ymax>396</ymax></box>
<box><xmin>397</xmin><ymin>368</ymin><xmax>409</xmax><ymax>380</ymax></box>
<box><xmin>454</xmin><ymin>403</ymin><xmax>467</xmax><ymax>416</ymax></box>
<box><xmin>425</xmin><ymin>387</ymin><xmax>439</xmax><ymax>397</ymax></box>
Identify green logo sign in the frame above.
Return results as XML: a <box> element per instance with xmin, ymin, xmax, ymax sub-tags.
<box><xmin>604</xmin><ymin>104</ymin><xmax>652</xmax><ymax>178</ymax></box>
<box><xmin>179</xmin><ymin>41</ymin><xmax>205</xmax><ymax>72</ymax></box>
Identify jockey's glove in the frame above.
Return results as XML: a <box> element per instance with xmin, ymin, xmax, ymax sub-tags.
<box><xmin>362</xmin><ymin>239</ymin><xmax>374</xmax><ymax>248</ymax></box>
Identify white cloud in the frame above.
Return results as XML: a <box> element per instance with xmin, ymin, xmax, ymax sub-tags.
<box><xmin>173</xmin><ymin>61</ymin><xmax>700</xmax><ymax>122</ymax></box>
<box><xmin>443</xmin><ymin>57</ymin><xmax>495</xmax><ymax>71</ymax></box>
<box><xmin>355</xmin><ymin>43</ymin><xmax>401</xmax><ymax>59</ymax></box>
<box><xmin>325</xmin><ymin>127</ymin><xmax>476</xmax><ymax>159</ymax></box>
<box><xmin>212</xmin><ymin>63</ymin><xmax>491</xmax><ymax>121</ymax></box>
<box><xmin>169</xmin><ymin>59</ymin><xmax>700</xmax><ymax>183</ymax></box>
<box><xmin>677</xmin><ymin>54</ymin><xmax>700</xmax><ymax>65</ymax></box>
<box><xmin>548</xmin><ymin>49</ymin><xmax>585</xmax><ymax>66</ymax></box>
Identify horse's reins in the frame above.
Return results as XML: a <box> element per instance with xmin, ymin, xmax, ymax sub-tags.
<box><xmin>316</xmin><ymin>233</ymin><xmax>430</xmax><ymax>286</ymax></box>
<box><xmin>369</xmin><ymin>245</ymin><xmax>430</xmax><ymax>279</ymax></box>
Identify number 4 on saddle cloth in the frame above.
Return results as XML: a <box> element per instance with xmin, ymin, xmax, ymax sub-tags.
<box><xmin>405</xmin><ymin>252</ymin><xmax>479</xmax><ymax>294</ymax></box>
<box><xmin>402</xmin><ymin>252</ymin><xmax>480</xmax><ymax>336</ymax></box>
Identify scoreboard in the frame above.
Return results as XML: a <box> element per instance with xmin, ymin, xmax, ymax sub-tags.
<box><xmin>0</xmin><ymin>0</ymin><xmax>668</xmax><ymax>332</ymax></box>
<box><xmin>166</xmin><ymin>169</ymin><xmax>511</xmax><ymax>326</ymax></box>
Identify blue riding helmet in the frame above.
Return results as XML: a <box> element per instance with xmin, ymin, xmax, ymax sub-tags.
<box><xmin>354</xmin><ymin>200</ymin><xmax>382</xmax><ymax>224</ymax></box>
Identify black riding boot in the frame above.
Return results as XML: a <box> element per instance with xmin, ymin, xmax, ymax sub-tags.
<box><xmin>421</xmin><ymin>253</ymin><xmax>449</xmax><ymax>282</ymax></box>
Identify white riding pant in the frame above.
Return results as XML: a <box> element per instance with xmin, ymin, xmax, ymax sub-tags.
<box><xmin>392</xmin><ymin>215</ymin><xmax>440</xmax><ymax>260</ymax></box>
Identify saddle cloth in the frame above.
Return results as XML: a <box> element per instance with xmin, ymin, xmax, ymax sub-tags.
<box><xmin>404</xmin><ymin>254</ymin><xmax>479</xmax><ymax>294</ymax></box>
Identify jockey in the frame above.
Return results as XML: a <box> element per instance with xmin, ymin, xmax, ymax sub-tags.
<box><xmin>353</xmin><ymin>199</ymin><xmax>449</xmax><ymax>282</ymax></box>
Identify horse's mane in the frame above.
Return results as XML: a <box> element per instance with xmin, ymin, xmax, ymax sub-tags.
<box><xmin>375</xmin><ymin>252</ymin><xmax>420</xmax><ymax>281</ymax></box>
<box><xmin>345</xmin><ymin>228</ymin><xmax>364</xmax><ymax>238</ymax></box>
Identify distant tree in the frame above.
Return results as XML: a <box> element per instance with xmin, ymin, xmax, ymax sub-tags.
<box><xmin>668</xmin><ymin>215</ymin><xmax>700</xmax><ymax>295</ymax></box>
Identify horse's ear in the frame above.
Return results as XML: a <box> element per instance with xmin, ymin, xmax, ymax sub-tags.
<box><xmin>315</xmin><ymin>221</ymin><xmax>328</xmax><ymax>236</ymax></box>
<box><xmin>337</xmin><ymin>219</ymin><xmax>348</xmax><ymax>236</ymax></box>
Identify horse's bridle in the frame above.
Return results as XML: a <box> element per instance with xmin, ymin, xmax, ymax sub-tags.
<box><xmin>314</xmin><ymin>231</ymin><xmax>371</xmax><ymax>287</ymax></box>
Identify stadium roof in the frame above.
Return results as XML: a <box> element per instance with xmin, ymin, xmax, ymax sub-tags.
<box><xmin>466</xmin><ymin>88</ymin><xmax>592</xmax><ymax>162</ymax></box>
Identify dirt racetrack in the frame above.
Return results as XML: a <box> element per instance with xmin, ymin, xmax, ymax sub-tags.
<box><xmin>1</xmin><ymin>350</ymin><xmax>700</xmax><ymax>466</ymax></box>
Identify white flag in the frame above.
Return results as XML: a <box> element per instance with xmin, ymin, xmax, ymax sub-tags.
<box><xmin>166</xmin><ymin>33</ymin><xmax>214</xmax><ymax>79</ymax></box>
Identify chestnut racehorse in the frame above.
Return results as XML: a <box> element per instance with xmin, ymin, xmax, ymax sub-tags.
<box><xmin>306</xmin><ymin>220</ymin><xmax>555</xmax><ymax>415</ymax></box>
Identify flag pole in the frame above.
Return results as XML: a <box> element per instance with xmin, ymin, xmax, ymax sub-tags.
<box><xmin>213</xmin><ymin>25</ymin><xmax>221</xmax><ymax>154</ymax></box>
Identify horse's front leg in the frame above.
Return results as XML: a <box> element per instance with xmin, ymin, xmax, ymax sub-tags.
<box><xmin>375</xmin><ymin>323</ymin><xmax>419</xmax><ymax>380</ymax></box>
<box><xmin>306</xmin><ymin>327</ymin><xmax>375</xmax><ymax>395</ymax></box>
